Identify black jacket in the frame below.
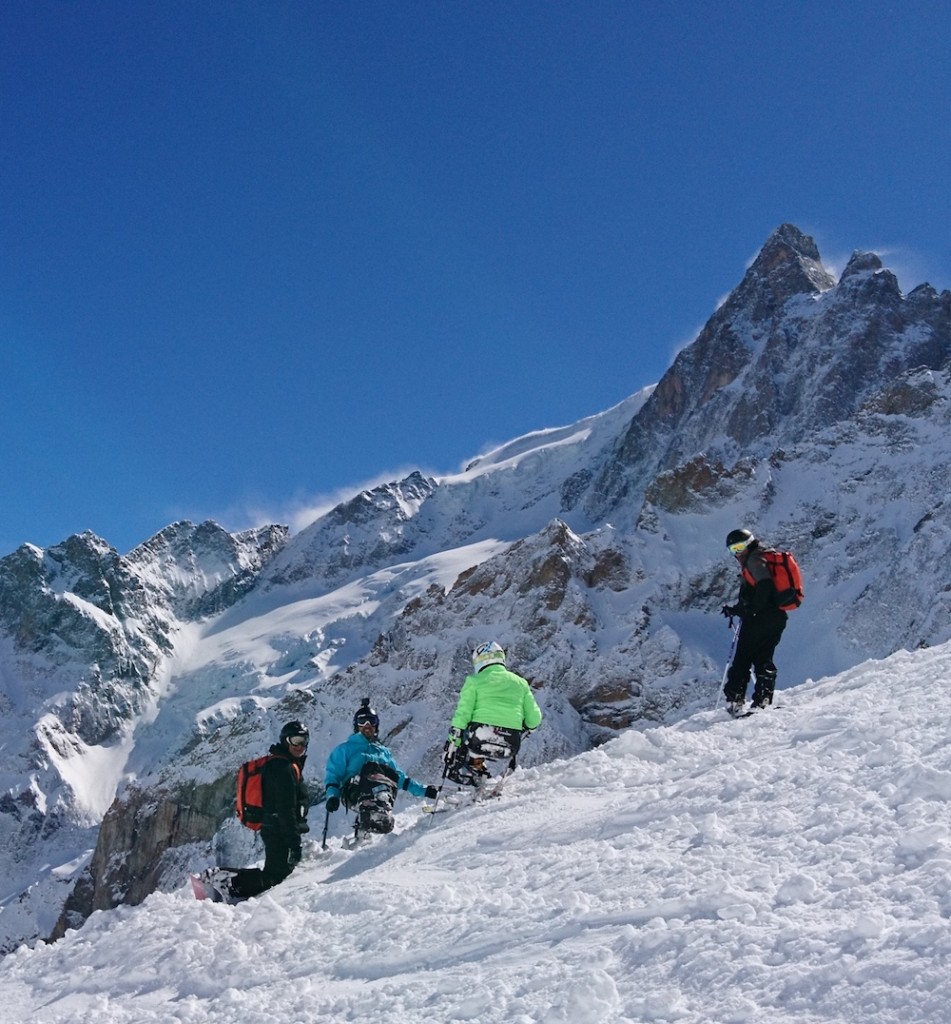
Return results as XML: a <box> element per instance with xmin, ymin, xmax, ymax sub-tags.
<box><xmin>261</xmin><ymin>744</ymin><xmax>309</xmax><ymax>841</ymax></box>
<box><xmin>735</xmin><ymin>546</ymin><xmax>786</xmax><ymax>619</ymax></box>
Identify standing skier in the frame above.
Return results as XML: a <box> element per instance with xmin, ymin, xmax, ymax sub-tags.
<box><xmin>324</xmin><ymin>699</ymin><xmax>438</xmax><ymax>834</ymax></box>
<box><xmin>227</xmin><ymin>720</ymin><xmax>311</xmax><ymax>899</ymax></box>
<box><xmin>444</xmin><ymin>641</ymin><xmax>542</xmax><ymax>785</ymax></box>
<box><xmin>721</xmin><ymin>529</ymin><xmax>788</xmax><ymax>715</ymax></box>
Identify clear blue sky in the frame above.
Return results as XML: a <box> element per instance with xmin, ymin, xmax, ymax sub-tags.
<box><xmin>2</xmin><ymin>1</ymin><xmax>949</xmax><ymax>557</ymax></box>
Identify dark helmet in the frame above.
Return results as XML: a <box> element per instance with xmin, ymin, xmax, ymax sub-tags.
<box><xmin>353</xmin><ymin>697</ymin><xmax>380</xmax><ymax>733</ymax></box>
<box><xmin>726</xmin><ymin>529</ymin><xmax>756</xmax><ymax>555</ymax></box>
<box><xmin>279</xmin><ymin>720</ymin><xmax>309</xmax><ymax>748</ymax></box>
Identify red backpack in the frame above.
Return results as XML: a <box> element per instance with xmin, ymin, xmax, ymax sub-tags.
<box><xmin>236</xmin><ymin>755</ymin><xmax>274</xmax><ymax>830</ymax></box>
<box><xmin>236</xmin><ymin>754</ymin><xmax>301</xmax><ymax>830</ymax></box>
<box><xmin>761</xmin><ymin>549</ymin><xmax>804</xmax><ymax>611</ymax></box>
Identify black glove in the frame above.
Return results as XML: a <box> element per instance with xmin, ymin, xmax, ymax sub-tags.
<box><xmin>424</xmin><ymin>785</ymin><xmax>439</xmax><ymax>800</ymax></box>
<box><xmin>721</xmin><ymin>604</ymin><xmax>735</xmax><ymax>618</ymax></box>
<box><xmin>288</xmin><ymin>840</ymin><xmax>302</xmax><ymax>867</ymax></box>
<box><xmin>298</xmin><ymin>820</ymin><xmax>310</xmax><ymax>834</ymax></box>
<box><xmin>325</xmin><ymin>796</ymin><xmax>340</xmax><ymax>813</ymax></box>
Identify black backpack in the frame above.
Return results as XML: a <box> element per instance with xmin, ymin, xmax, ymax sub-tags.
<box><xmin>345</xmin><ymin>760</ymin><xmax>399</xmax><ymax>834</ymax></box>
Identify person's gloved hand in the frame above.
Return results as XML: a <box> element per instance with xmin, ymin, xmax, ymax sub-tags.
<box><xmin>721</xmin><ymin>605</ymin><xmax>738</xmax><ymax>618</ymax></box>
<box><xmin>325</xmin><ymin>796</ymin><xmax>340</xmax><ymax>813</ymax></box>
<box><xmin>444</xmin><ymin>730</ymin><xmax>466</xmax><ymax>767</ymax></box>
<box><xmin>424</xmin><ymin>786</ymin><xmax>439</xmax><ymax>800</ymax></box>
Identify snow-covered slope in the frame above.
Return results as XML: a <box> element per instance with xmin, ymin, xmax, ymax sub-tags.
<box><xmin>2</xmin><ymin>643</ymin><xmax>949</xmax><ymax>1024</ymax></box>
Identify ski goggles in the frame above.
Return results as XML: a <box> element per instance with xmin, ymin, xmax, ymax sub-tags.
<box><xmin>286</xmin><ymin>735</ymin><xmax>309</xmax><ymax>748</ymax></box>
<box><xmin>728</xmin><ymin>540</ymin><xmax>752</xmax><ymax>555</ymax></box>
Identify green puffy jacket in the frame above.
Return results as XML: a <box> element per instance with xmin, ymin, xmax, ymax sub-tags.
<box><xmin>450</xmin><ymin>663</ymin><xmax>543</xmax><ymax>732</ymax></box>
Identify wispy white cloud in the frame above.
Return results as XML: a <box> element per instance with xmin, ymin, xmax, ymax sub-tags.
<box><xmin>811</xmin><ymin>228</ymin><xmax>948</xmax><ymax>293</ymax></box>
<box><xmin>868</xmin><ymin>244</ymin><xmax>949</xmax><ymax>294</ymax></box>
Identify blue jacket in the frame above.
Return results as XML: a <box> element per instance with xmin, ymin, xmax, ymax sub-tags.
<box><xmin>324</xmin><ymin>732</ymin><xmax>427</xmax><ymax>800</ymax></box>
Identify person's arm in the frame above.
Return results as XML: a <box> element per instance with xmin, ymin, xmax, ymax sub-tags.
<box><xmin>269</xmin><ymin>760</ymin><xmax>301</xmax><ymax>839</ymax></box>
<box><xmin>324</xmin><ymin>743</ymin><xmax>349</xmax><ymax>799</ymax></box>
<box><xmin>395</xmin><ymin>769</ymin><xmax>430</xmax><ymax>799</ymax></box>
<box><xmin>450</xmin><ymin>677</ymin><xmax>477</xmax><ymax>732</ymax></box>
<box><xmin>522</xmin><ymin>684</ymin><xmax>542</xmax><ymax>730</ymax></box>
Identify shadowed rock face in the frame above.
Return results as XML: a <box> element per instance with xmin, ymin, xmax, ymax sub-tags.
<box><xmin>586</xmin><ymin>224</ymin><xmax>950</xmax><ymax>518</ymax></box>
<box><xmin>49</xmin><ymin>775</ymin><xmax>234</xmax><ymax>942</ymax></box>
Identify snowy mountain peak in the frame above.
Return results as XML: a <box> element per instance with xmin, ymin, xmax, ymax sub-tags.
<box><xmin>2</xmin><ymin>224</ymin><xmax>950</xmax><ymax>956</ymax></box>
<box><xmin>127</xmin><ymin>519</ymin><xmax>289</xmax><ymax>618</ymax></box>
<box><xmin>740</xmin><ymin>222</ymin><xmax>837</xmax><ymax>309</ymax></box>
<box><xmin>587</xmin><ymin>224</ymin><xmax>949</xmax><ymax>517</ymax></box>
<box><xmin>259</xmin><ymin>471</ymin><xmax>439</xmax><ymax>590</ymax></box>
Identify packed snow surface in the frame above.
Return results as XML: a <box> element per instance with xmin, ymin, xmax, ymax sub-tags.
<box><xmin>2</xmin><ymin>641</ymin><xmax>950</xmax><ymax>1023</ymax></box>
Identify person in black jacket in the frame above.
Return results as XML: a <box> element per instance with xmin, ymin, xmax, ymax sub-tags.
<box><xmin>227</xmin><ymin>721</ymin><xmax>311</xmax><ymax>899</ymax></box>
<box><xmin>721</xmin><ymin>529</ymin><xmax>787</xmax><ymax>715</ymax></box>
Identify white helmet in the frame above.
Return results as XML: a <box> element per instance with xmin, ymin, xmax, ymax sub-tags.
<box><xmin>472</xmin><ymin>641</ymin><xmax>506</xmax><ymax>672</ymax></box>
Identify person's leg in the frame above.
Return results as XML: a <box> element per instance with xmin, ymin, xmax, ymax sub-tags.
<box><xmin>261</xmin><ymin>830</ymin><xmax>294</xmax><ymax>889</ymax></box>
<box><xmin>724</xmin><ymin>625</ymin><xmax>754</xmax><ymax>704</ymax></box>
<box><xmin>750</xmin><ymin>664</ymin><xmax>777</xmax><ymax>707</ymax></box>
<box><xmin>750</xmin><ymin>617</ymin><xmax>786</xmax><ymax>707</ymax></box>
<box><xmin>228</xmin><ymin>866</ymin><xmax>266</xmax><ymax>899</ymax></box>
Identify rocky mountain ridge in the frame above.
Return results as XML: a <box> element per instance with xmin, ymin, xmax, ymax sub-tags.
<box><xmin>1</xmin><ymin>224</ymin><xmax>949</xmax><ymax>953</ymax></box>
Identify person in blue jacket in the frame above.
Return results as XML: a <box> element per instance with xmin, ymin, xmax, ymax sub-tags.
<box><xmin>324</xmin><ymin>698</ymin><xmax>437</xmax><ymax>833</ymax></box>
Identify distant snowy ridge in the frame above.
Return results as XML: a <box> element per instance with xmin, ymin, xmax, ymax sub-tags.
<box><xmin>460</xmin><ymin>388</ymin><xmax>652</xmax><ymax>473</ymax></box>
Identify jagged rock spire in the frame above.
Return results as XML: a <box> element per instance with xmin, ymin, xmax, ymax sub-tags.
<box><xmin>727</xmin><ymin>223</ymin><xmax>836</xmax><ymax>322</ymax></box>
<box><xmin>586</xmin><ymin>223</ymin><xmax>950</xmax><ymax>518</ymax></box>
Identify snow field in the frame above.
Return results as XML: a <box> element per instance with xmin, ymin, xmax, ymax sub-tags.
<box><xmin>2</xmin><ymin>641</ymin><xmax>951</xmax><ymax>1022</ymax></box>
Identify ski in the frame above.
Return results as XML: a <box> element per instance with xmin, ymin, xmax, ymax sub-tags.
<box><xmin>190</xmin><ymin>869</ymin><xmax>238</xmax><ymax>903</ymax></box>
<box><xmin>727</xmin><ymin>705</ymin><xmax>783</xmax><ymax>719</ymax></box>
<box><xmin>343</xmin><ymin>828</ymin><xmax>376</xmax><ymax>848</ymax></box>
<box><xmin>189</xmin><ymin>874</ymin><xmax>229</xmax><ymax>903</ymax></box>
<box><xmin>423</xmin><ymin>772</ymin><xmax>510</xmax><ymax>814</ymax></box>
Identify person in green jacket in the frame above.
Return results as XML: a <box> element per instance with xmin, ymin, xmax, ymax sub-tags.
<box><xmin>445</xmin><ymin>641</ymin><xmax>542</xmax><ymax>786</ymax></box>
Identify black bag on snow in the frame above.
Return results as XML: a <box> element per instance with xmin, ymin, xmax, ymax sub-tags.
<box><xmin>466</xmin><ymin>723</ymin><xmax>522</xmax><ymax>762</ymax></box>
<box><xmin>447</xmin><ymin>724</ymin><xmax>522</xmax><ymax>786</ymax></box>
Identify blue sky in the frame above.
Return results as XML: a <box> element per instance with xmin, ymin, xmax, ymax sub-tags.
<box><xmin>2</xmin><ymin>1</ymin><xmax>949</xmax><ymax>557</ymax></box>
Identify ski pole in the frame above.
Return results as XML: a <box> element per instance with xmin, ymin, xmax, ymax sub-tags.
<box><xmin>715</xmin><ymin>619</ymin><xmax>740</xmax><ymax>710</ymax></box>
<box><xmin>427</xmin><ymin>759</ymin><xmax>451</xmax><ymax>824</ymax></box>
<box><xmin>320</xmin><ymin>805</ymin><xmax>330</xmax><ymax>851</ymax></box>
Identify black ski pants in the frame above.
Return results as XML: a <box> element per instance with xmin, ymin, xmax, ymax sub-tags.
<box><xmin>229</xmin><ymin>828</ymin><xmax>300</xmax><ymax>898</ymax></box>
<box><xmin>724</xmin><ymin>611</ymin><xmax>787</xmax><ymax>706</ymax></box>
